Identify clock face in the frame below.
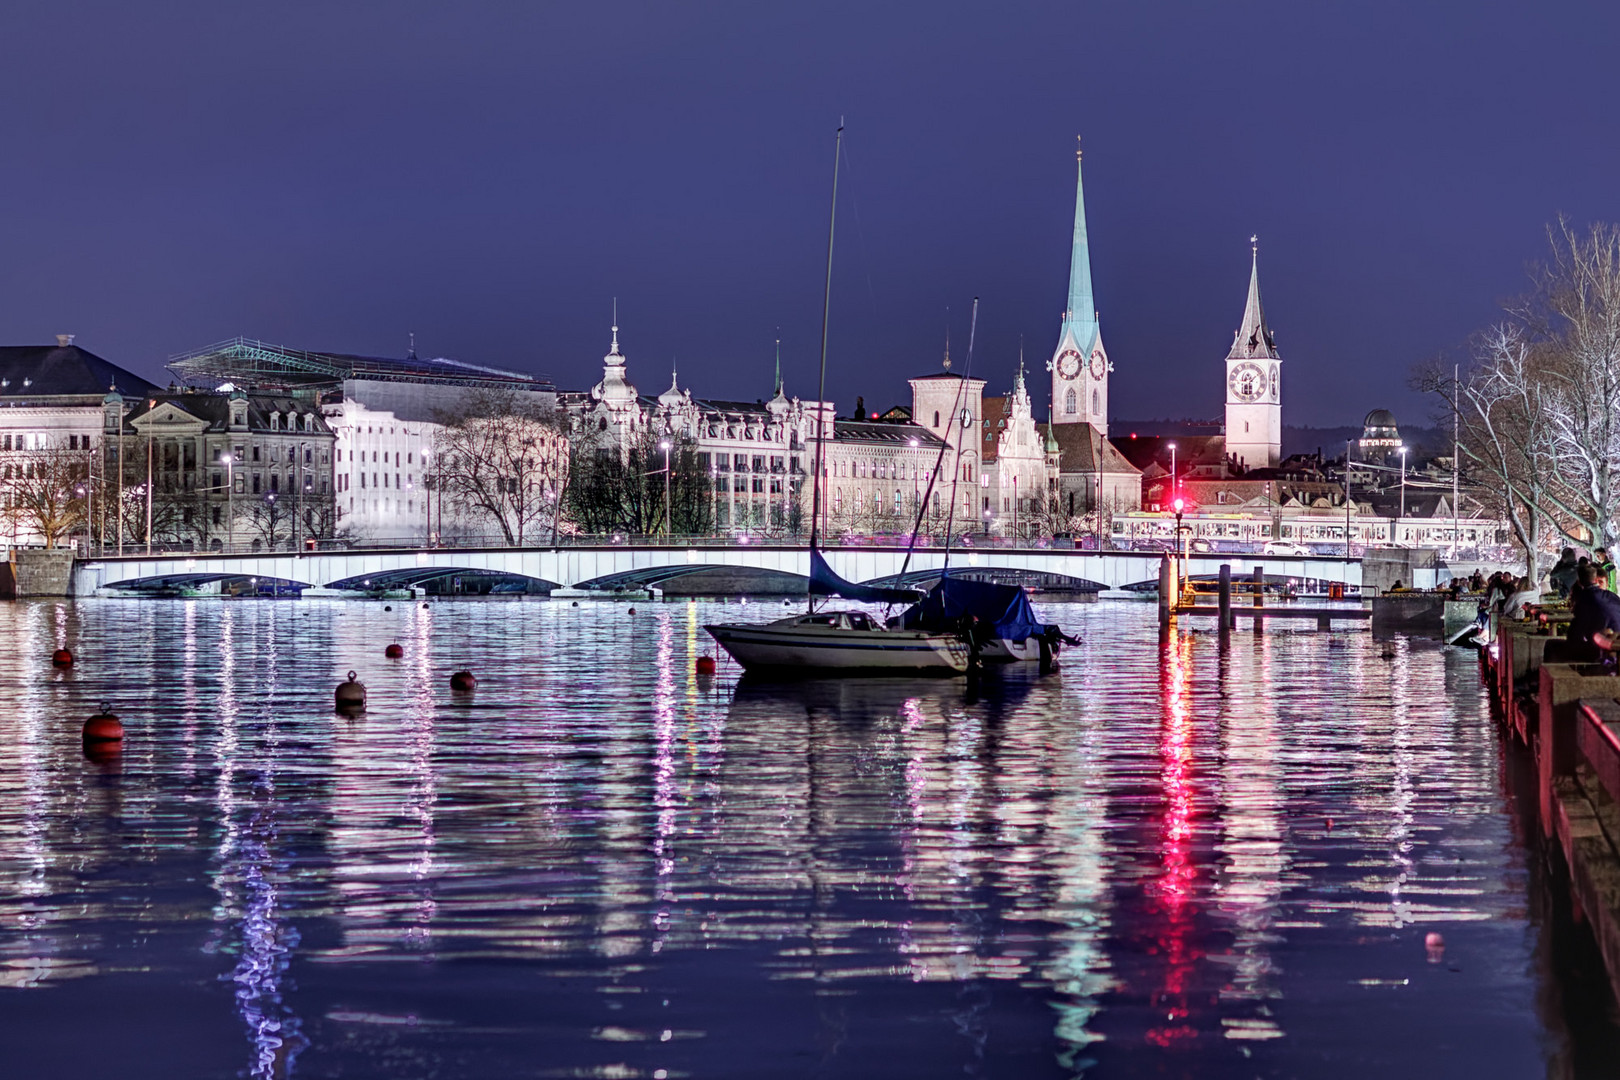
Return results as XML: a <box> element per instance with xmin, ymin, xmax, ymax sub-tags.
<box><xmin>1053</xmin><ymin>348</ymin><xmax>1081</xmax><ymax>380</ymax></box>
<box><xmin>959</xmin><ymin>407</ymin><xmax>973</xmax><ymax>429</ymax></box>
<box><xmin>1229</xmin><ymin>362</ymin><xmax>1264</xmax><ymax>403</ymax></box>
<box><xmin>1089</xmin><ymin>350</ymin><xmax>1106</xmax><ymax>379</ymax></box>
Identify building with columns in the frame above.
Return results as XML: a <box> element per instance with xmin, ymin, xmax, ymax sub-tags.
<box><xmin>1223</xmin><ymin>241</ymin><xmax>1282</xmax><ymax>470</ymax></box>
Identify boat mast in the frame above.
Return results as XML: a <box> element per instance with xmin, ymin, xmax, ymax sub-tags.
<box><xmin>807</xmin><ymin>120</ymin><xmax>844</xmax><ymax>612</ymax></box>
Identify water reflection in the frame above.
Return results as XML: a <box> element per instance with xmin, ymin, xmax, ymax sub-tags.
<box><xmin>0</xmin><ymin>599</ymin><xmax>1612</xmax><ymax>1078</ymax></box>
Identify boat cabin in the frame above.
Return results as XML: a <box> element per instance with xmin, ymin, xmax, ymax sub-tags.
<box><xmin>793</xmin><ymin>611</ymin><xmax>880</xmax><ymax>631</ymax></box>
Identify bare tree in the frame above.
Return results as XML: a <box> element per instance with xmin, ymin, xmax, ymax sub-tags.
<box><xmin>2</xmin><ymin>450</ymin><xmax>89</xmax><ymax>547</ymax></box>
<box><xmin>434</xmin><ymin>389</ymin><xmax>568</xmax><ymax>546</ymax></box>
<box><xmin>565</xmin><ymin>427</ymin><xmax>713</xmax><ymax>537</ymax></box>
<box><xmin>1421</xmin><ymin>221</ymin><xmax>1620</xmax><ymax>574</ymax></box>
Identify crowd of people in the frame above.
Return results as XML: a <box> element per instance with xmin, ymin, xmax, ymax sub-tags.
<box><xmin>1467</xmin><ymin>546</ymin><xmax>1620</xmax><ymax>661</ymax></box>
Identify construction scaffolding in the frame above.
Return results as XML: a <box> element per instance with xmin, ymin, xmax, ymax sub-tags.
<box><xmin>167</xmin><ymin>337</ymin><xmax>553</xmax><ymax>394</ymax></box>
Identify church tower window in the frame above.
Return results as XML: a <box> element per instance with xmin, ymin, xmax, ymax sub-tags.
<box><xmin>1092</xmin><ymin>390</ymin><xmax>1099</xmax><ymax>415</ymax></box>
<box><xmin>1065</xmin><ymin>389</ymin><xmax>1076</xmax><ymax>415</ymax></box>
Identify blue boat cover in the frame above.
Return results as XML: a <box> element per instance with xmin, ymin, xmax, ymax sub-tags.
<box><xmin>899</xmin><ymin>574</ymin><xmax>1047</xmax><ymax>643</ymax></box>
<box><xmin>809</xmin><ymin>548</ymin><xmax>921</xmax><ymax>604</ymax></box>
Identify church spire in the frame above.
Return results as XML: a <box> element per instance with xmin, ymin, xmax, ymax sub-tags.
<box><xmin>773</xmin><ymin>335</ymin><xmax>783</xmax><ymax>396</ymax></box>
<box><xmin>1062</xmin><ymin>136</ymin><xmax>1098</xmax><ymax>351</ymax></box>
<box><xmin>1229</xmin><ymin>236</ymin><xmax>1277</xmax><ymax>360</ymax></box>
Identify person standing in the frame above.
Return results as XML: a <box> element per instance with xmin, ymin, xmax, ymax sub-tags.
<box><xmin>1549</xmin><ymin>548</ymin><xmax>1579</xmax><ymax>598</ymax></box>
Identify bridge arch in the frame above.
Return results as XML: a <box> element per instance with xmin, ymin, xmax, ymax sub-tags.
<box><xmin>572</xmin><ymin>564</ymin><xmax>810</xmax><ymax>596</ymax></box>
<box><xmin>322</xmin><ymin>566</ymin><xmax>560</xmax><ymax>597</ymax></box>
<box><xmin>101</xmin><ymin>572</ymin><xmax>313</xmax><ymax>598</ymax></box>
<box><xmin>869</xmin><ymin>567</ymin><xmax>1106</xmax><ymax>594</ymax></box>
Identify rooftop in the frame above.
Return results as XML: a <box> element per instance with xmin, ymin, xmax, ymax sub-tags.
<box><xmin>168</xmin><ymin>337</ymin><xmax>553</xmax><ymax>393</ymax></box>
<box><xmin>0</xmin><ymin>342</ymin><xmax>158</xmax><ymax>400</ymax></box>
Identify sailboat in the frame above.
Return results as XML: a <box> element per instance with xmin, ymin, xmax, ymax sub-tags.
<box><xmin>705</xmin><ymin>123</ymin><xmax>970</xmax><ymax>675</ymax></box>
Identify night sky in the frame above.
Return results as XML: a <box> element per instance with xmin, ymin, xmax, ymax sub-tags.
<box><xmin>2</xmin><ymin>1</ymin><xmax>1615</xmax><ymax>427</ymax></box>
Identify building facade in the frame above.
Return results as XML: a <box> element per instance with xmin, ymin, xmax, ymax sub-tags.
<box><xmin>0</xmin><ymin>336</ymin><xmax>158</xmax><ymax>549</ymax></box>
<box><xmin>114</xmin><ymin>389</ymin><xmax>336</xmax><ymax>552</ymax></box>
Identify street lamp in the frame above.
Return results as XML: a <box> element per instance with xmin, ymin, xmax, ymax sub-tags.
<box><xmin>1343</xmin><ymin>439</ymin><xmax>1353</xmax><ymax>559</ymax></box>
<box><xmin>265</xmin><ymin>492</ymin><xmax>277</xmax><ymax>550</ymax></box>
<box><xmin>1167</xmin><ymin>441</ymin><xmax>1177</xmax><ymax>510</ymax></box>
<box><xmin>660</xmin><ymin>439</ymin><xmax>672</xmax><ymax>538</ymax></box>
<box><xmin>221</xmin><ymin>453</ymin><xmax>234</xmax><ymax>552</ymax></box>
<box><xmin>1398</xmin><ymin>444</ymin><xmax>1409</xmax><ymax>535</ymax></box>
<box><xmin>1173</xmin><ymin>495</ymin><xmax>1186</xmax><ymax>602</ymax></box>
<box><xmin>75</xmin><ymin>484</ymin><xmax>87</xmax><ymax>554</ymax></box>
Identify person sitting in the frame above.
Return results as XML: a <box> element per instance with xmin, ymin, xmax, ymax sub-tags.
<box><xmin>1598</xmin><ymin>547</ymin><xmax>1618</xmax><ymax>593</ymax></box>
<box><xmin>1566</xmin><ymin>565</ymin><xmax>1620</xmax><ymax>661</ymax></box>
<box><xmin>1549</xmin><ymin>548</ymin><xmax>1579</xmax><ymax>598</ymax></box>
<box><xmin>1503</xmin><ymin>576</ymin><xmax>1541</xmax><ymax>620</ymax></box>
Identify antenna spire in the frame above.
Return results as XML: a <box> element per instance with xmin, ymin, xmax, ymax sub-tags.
<box><xmin>611</xmin><ymin>298</ymin><xmax>619</xmax><ymax>354</ymax></box>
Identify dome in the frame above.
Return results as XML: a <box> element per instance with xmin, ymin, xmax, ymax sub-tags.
<box><xmin>1364</xmin><ymin>408</ymin><xmax>1396</xmax><ymax>429</ymax></box>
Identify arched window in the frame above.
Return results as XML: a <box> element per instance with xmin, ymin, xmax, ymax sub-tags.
<box><xmin>933</xmin><ymin>410</ymin><xmax>940</xmax><ymax>427</ymax></box>
<box><xmin>598</xmin><ymin>417</ymin><xmax>608</xmax><ymax>431</ymax></box>
<box><xmin>1064</xmin><ymin>389</ymin><xmax>1077</xmax><ymax>415</ymax></box>
<box><xmin>1092</xmin><ymin>390</ymin><xmax>1100</xmax><ymax>415</ymax></box>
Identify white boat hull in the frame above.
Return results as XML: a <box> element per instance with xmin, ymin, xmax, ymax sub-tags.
<box><xmin>706</xmin><ymin>617</ymin><xmax>968</xmax><ymax>674</ymax></box>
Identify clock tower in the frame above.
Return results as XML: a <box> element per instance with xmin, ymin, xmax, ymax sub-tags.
<box><xmin>1224</xmin><ymin>238</ymin><xmax>1281</xmax><ymax>471</ymax></box>
<box><xmin>1048</xmin><ymin>138</ymin><xmax>1109</xmax><ymax>434</ymax></box>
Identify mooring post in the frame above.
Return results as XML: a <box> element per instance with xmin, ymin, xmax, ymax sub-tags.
<box><xmin>1252</xmin><ymin>565</ymin><xmax>1265</xmax><ymax>631</ymax></box>
<box><xmin>1218</xmin><ymin>564</ymin><xmax>1232</xmax><ymax>633</ymax></box>
<box><xmin>1158</xmin><ymin>555</ymin><xmax>1172</xmax><ymax>627</ymax></box>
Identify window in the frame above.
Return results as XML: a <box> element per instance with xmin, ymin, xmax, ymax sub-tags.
<box><xmin>252</xmin><ymin>446</ymin><xmax>261</xmax><ymax>462</ymax></box>
<box><xmin>252</xmin><ymin>474</ymin><xmax>261</xmax><ymax>494</ymax></box>
<box><xmin>1093</xmin><ymin>390</ymin><xmax>1100</xmax><ymax>415</ymax></box>
<box><xmin>751</xmin><ymin>478</ymin><xmax>764</xmax><ymax>493</ymax></box>
<box><xmin>270</xmin><ymin>474</ymin><xmax>279</xmax><ymax>493</ymax></box>
<box><xmin>734</xmin><ymin>454</ymin><xmax>748</xmax><ymax>471</ymax></box>
<box><xmin>933</xmin><ymin>411</ymin><xmax>940</xmax><ymax>427</ymax></box>
<box><xmin>1065</xmin><ymin>389</ymin><xmax>1076</xmax><ymax>415</ymax></box>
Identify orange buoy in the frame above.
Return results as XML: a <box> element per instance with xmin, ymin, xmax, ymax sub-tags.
<box><xmin>52</xmin><ymin>648</ymin><xmax>74</xmax><ymax>667</ymax></box>
<box><xmin>82</xmin><ymin>703</ymin><xmax>123</xmax><ymax>744</ymax></box>
<box><xmin>695</xmin><ymin>656</ymin><xmax>716</xmax><ymax>675</ymax></box>
<box><xmin>449</xmin><ymin>670</ymin><xmax>476</xmax><ymax>692</ymax></box>
<box><xmin>335</xmin><ymin>671</ymin><xmax>367</xmax><ymax>710</ymax></box>
<box><xmin>385</xmin><ymin>643</ymin><xmax>404</xmax><ymax>658</ymax></box>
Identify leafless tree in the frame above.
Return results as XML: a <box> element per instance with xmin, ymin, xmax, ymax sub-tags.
<box><xmin>434</xmin><ymin>389</ymin><xmax>568</xmax><ymax>546</ymax></box>
<box><xmin>2</xmin><ymin>450</ymin><xmax>89</xmax><ymax>547</ymax></box>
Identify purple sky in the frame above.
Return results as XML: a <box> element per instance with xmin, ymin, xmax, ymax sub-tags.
<box><xmin>2</xmin><ymin>1</ymin><xmax>1614</xmax><ymax>426</ymax></box>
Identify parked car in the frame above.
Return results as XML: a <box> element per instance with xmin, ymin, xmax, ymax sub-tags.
<box><xmin>1261</xmin><ymin>540</ymin><xmax>1311</xmax><ymax>557</ymax></box>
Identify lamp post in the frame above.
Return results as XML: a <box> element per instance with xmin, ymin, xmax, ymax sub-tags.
<box><xmin>1343</xmin><ymin>439</ymin><xmax>1353</xmax><ymax>560</ymax></box>
<box><xmin>222</xmin><ymin>454</ymin><xmax>234</xmax><ymax>552</ymax></box>
<box><xmin>75</xmin><ymin>484</ymin><xmax>87</xmax><ymax>554</ymax></box>
<box><xmin>1173</xmin><ymin>495</ymin><xmax>1186</xmax><ymax>603</ymax></box>
<box><xmin>265</xmin><ymin>492</ymin><xmax>277</xmax><ymax>551</ymax></box>
<box><xmin>1167</xmin><ymin>441</ymin><xmax>1177</xmax><ymax>510</ymax></box>
<box><xmin>1398</xmin><ymin>444</ymin><xmax>1409</xmax><ymax>539</ymax></box>
<box><xmin>660</xmin><ymin>439</ymin><xmax>672</xmax><ymax>539</ymax></box>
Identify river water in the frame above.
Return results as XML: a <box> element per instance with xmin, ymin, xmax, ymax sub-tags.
<box><xmin>0</xmin><ymin>598</ymin><xmax>1616</xmax><ymax>1079</ymax></box>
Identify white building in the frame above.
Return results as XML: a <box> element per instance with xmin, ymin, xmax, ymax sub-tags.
<box><xmin>167</xmin><ymin>337</ymin><xmax>556</xmax><ymax>545</ymax></box>
<box><xmin>1223</xmin><ymin>241</ymin><xmax>1282</xmax><ymax>470</ymax></box>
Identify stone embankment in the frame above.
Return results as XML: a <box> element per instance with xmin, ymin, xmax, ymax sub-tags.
<box><xmin>1490</xmin><ymin>618</ymin><xmax>1620</xmax><ymax>998</ymax></box>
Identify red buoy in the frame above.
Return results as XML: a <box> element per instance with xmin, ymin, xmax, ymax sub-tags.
<box><xmin>82</xmin><ymin>703</ymin><xmax>123</xmax><ymax>744</ymax></box>
<box><xmin>449</xmin><ymin>670</ymin><xmax>476</xmax><ymax>692</ymax></box>
<box><xmin>695</xmin><ymin>655</ymin><xmax>716</xmax><ymax>675</ymax></box>
<box><xmin>385</xmin><ymin>643</ymin><xmax>404</xmax><ymax>658</ymax></box>
<box><xmin>52</xmin><ymin>648</ymin><xmax>73</xmax><ymax>667</ymax></box>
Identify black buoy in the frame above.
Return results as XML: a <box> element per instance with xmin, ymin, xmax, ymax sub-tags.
<box><xmin>384</xmin><ymin>605</ymin><xmax>392</xmax><ymax>612</ymax></box>
<box><xmin>572</xmin><ymin>601</ymin><xmax>579</xmax><ymax>607</ymax></box>
<box><xmin>450</xmin><ymin>670</ymin><xmax>476</xmax><ymax>692</ymax></box>
<box><xmin>628</xmin><ymin>607</ymin><xmax>637</xmax><ymax>615</ymax></box>
<box><xmin>335</xmin><ymin>670</ymin><xmax>367</xmax><ymax>710</ymax></box>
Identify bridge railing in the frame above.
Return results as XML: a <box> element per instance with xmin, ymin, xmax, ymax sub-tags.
<box><xmin>76</xmin><ymin>532</ymin><xmax>1368</xmax><ymax>561</ymax></box>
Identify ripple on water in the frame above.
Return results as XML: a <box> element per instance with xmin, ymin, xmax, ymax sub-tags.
<box><xmin>0</xmin><ymin>597</ymin><xmax>1610</xmax><ymax>1078</ymax></box>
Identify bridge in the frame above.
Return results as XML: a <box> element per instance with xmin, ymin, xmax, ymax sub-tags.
<box><xmin>69</xmin><ymin>544</ymin><xmax>1363</xmax><ymax>599</ymax></box>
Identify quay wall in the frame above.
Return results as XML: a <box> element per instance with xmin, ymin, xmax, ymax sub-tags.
<box><xmin>1489</xmin><ymin>621</ymin><xmax>1620</xmax><ymax>1004</ymax></box>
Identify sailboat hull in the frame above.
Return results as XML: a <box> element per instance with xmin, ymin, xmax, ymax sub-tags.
<box><xmin>706</xmin><ymin>618</ymin><xmax>969</xmax><ymax>674</ymax></box>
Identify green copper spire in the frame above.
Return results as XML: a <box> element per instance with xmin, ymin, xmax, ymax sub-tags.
<box><xmin>1063</xmin><ymin>136</ymin><xmax>1098</xmax><ymax>353</ymax></box>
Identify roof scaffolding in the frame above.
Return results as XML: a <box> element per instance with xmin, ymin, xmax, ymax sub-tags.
<box><xmin>166</xmin><ymin>337</ymin><xmax>554</xmax><ymax>393</ymax></box>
